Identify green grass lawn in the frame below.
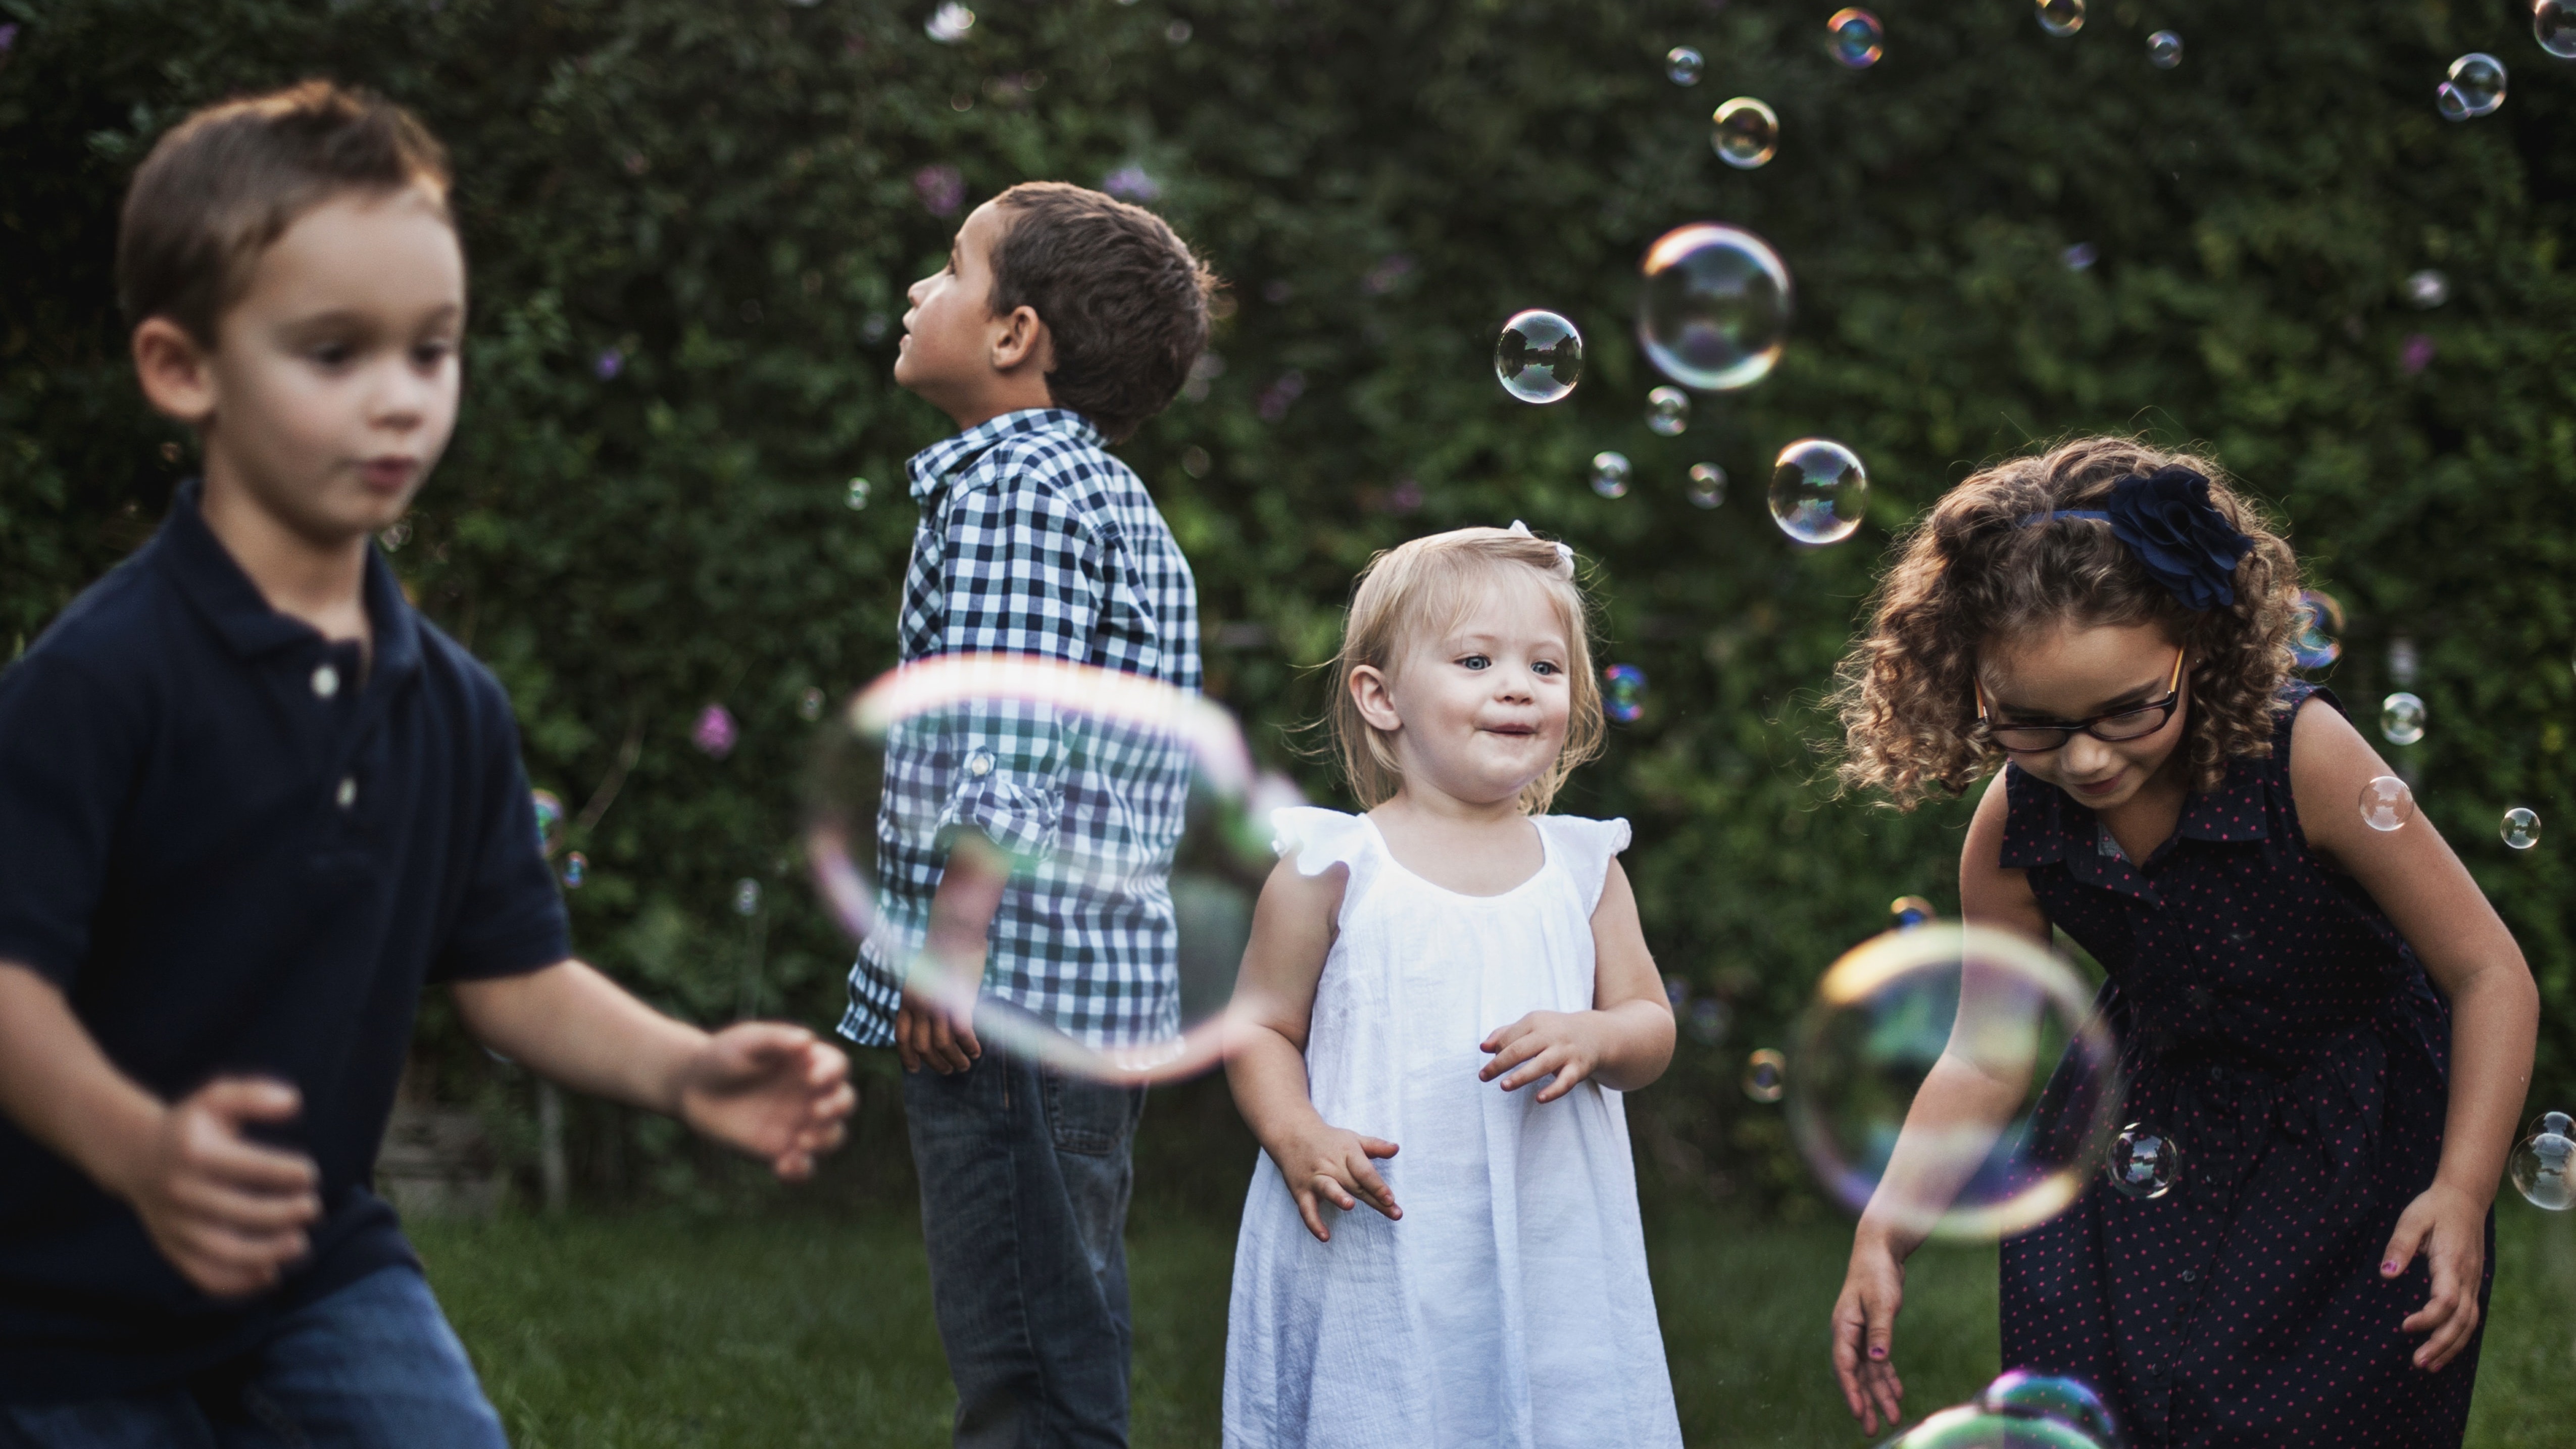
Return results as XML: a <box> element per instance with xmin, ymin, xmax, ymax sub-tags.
<box><xmin>417</xmin><ymin>1198</ymin><xmax>2576</xmax><ymax>1447</ymax></box>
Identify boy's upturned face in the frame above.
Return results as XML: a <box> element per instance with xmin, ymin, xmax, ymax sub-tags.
<box><xmin>895</xmin><ymin>201</ymin><xmax>1012</xmax><ymax>406</ymax></box>
<box><xmin>187</xmin><ymin>186</ymin><xmax>465</xmax><ymax>544</ymax></box>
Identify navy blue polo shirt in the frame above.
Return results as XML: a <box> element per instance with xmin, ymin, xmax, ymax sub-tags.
<box><xmin>0</xmin><ymin>479</ymin><xmax>570</xmax><ymax>1401</ymax></box>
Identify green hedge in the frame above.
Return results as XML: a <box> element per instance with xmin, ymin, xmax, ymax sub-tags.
<box><xmin>3</xmin><ymin>0</ymin><xmax>2570</xmax><ymax>1208</ymax></box>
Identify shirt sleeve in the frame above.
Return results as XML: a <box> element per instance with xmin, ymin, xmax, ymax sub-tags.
<box><xmin>431</xmin><ymin>681</ymin><xmax>574</xmax><ymax>984</ymax></box>
<box><xmin>0</xmin><ymin>656</ymin><xmax>140</xmax><ymax>987</ymax></box>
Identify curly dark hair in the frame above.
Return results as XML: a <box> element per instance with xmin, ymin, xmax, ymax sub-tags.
<box><xmin>1828</xmin><ymin>436</ymin><xmax>2303</xmax><ymax>810</ymax></box>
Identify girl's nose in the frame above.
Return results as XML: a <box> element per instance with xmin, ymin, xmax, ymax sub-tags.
<box><xmin>2060</xmin><ymin>733</ymin><xmax>2120</xmax><ymax>777</ymax></box>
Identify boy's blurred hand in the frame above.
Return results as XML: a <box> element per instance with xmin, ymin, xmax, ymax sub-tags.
<box><xmin>676</xmin><ymin>1024</ymin><xmax>855</xmax><ymax>1181</ymax></box>
<box><xmin>115</xmin><ymin>1077</ymin><xmax>321</xmax><ymax>1300</ymax></box>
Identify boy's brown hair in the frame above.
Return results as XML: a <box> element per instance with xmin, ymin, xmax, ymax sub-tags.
<box><xmin>987</xmin><ymin>182</ymin><xmax>1217</xmax><ymax>443</ymax></box>
<box><xmin>117</xmin><ymin>80</ymin><xmax>454</xmax><ymax>346</ymax></box>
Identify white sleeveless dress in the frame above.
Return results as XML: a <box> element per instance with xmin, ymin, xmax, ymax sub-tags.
<box><xmin>1222</xmin><ymin>808</ymin><xmax>1682</xmax><ymax>1449</ymax></box>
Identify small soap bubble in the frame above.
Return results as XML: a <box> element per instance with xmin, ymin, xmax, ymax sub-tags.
<box><xmin>734</xmin><ymin>878</ymin><xmax>763</xmax><ymax>916</ymax></box>
<box><xmin>1687</xmin><ymin>463</ymin><xmax>1726</xmax><ymax>509</ymax></box>
<box><xmin>1637</xmin><ymin>223</ymin><xmax>1793</xmax><ymax>391</ymax></box>
<box><xmin>1978</xmin><ymin>1370</ymin><xmax>2125</xmax><ymax>1448</ymax></box>
<box><xmin>562</xmin><ymin>852</ymin><xmax>588</xmax><ymax>889</ymax></box>
<box><xmin>1667</xmin><ymin>45</ymin><xmax>1704</xmax><ymax>85</ymax></box>
<box><xmin>1603</xmin><ymin>663</ymin><xmax>1648</xmax><ymax>723</ymax></box>
<box><xmin>1743</xmin><ymin>1048</ymin><xmax>1787</xmax><ymax>1103</ymax></box>
<box><xmin>2511</xmin><ymin>1123</ymin><xmax>2576</xmax><ymax>1210</ymax></box>
<box><xmin>1688</xmin><ymin>997</ymin><xmax>1730</xmax><ymax>1045</ymax></box>
<box><xmin>925</xmin><ymin>1</ymin><xmax>974</xmax><ymax>43</ymax></box>
<box><xmin>1646</xmin><ymin>386</ymin><xmax>1692</xmax><ymax>436</ymax></box>
<box><xmin>2539</xmin><ymin>0</ymin><xmax>2576</xmax><ymax>60</ymax></box>
<box><xmin>2061</xmin><ymin>242</ymin><xmax>2097</xmax><ymax>271</ymax></box>
<box><xmin>1768</xmin><ymin>438</ymin><xmax>1869</xmax><ymax>544</ymax></box>
<box><xmin>2405</xmin><ymin>269</ymin><xmax>2450</xmax><ymax>309</ymax></box>
<box><xmin>2148</xmin><ymin>29</ymin><xmax>2182</xmax><ymax>68</ymax></box>
<box><xmin>2290</xmin><ymin>588</ymin><xmax>2344</xmax><ymax>670</ymax></box>
<box><xmin>1827</xmin><ymin>9</ymin><xmax>1884</xmax><ymax>68</ymax></box>
<box><xmin>531</xmin><ymin>789</ymin><xmax>566</xmax><ymax>857</ymax></box>
<box><xmin>1495</xmin><ymin>310</ymin><xmax>1584</xmax><ymax>404</ymax></box>
<box><xmin>2035</xmin><ymin>0</ymin><xmax>2085</xmax><ymax>37</ymax></box>
<box><xmin>2501</xmin><ymin>807</ymin><xmax>2543</xmax><ymax>850</ymax></box>
<box><xmin>800</xmin><ymin>687</ymin><xmax>827</xmax><ymax>722</ymax></box>
<box><xmin>1710</xmin><ymin>96</ymin><xmax>1780</xmax><ymax>169</ymax></box>
<box><xmin>846</xmin><ymin>477</ymin><xmax>871</xmax><ymax>511</ymax></box>
<box><xmin>2380</xmin><ymin>691</ymin><xmax>2426</xmax><ymax>746</ymax></box>
<box><xmin>2359</xmin><ymin>776</ymin><xmax>2415</xmax><ymax>832</ymax></box>
<box><xmin>2439</xmin><ymin>54</ymin><xmax>2506</xmax><ymax>119</ymax></box>
<box><xmin>2106</xmin><ymin>1122</ymin><xmax>2182</xmax><ymax>1200</ymax></box>
<box><xmin>1591</xmin><ymin>451</ymin><xmax>1633</xmax><ymax>499</ymax></box>
<box><xmin>1891</xmin><ymin>895</ymin><xmax>1936</xmax><ymax>928</ymax></box>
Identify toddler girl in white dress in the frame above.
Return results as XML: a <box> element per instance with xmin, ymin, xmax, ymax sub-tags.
<box><xmin>1221</xmin><ymin>524</ymin><xmax>1683</xmax><ymax>1449</ymax></box>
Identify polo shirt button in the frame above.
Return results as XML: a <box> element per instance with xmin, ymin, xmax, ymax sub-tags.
<box><xmin>335</xmin><ymin>776</ymin><xmax>357</xmax><ymax>809</ymax></box>
<box><xmin>966</xmin><ymin>748</ymin><xmax>995</xmax><ymax>777</ymax></box>
<box><xmin>312</xmin><ymin>664</ymin><xmax>340</xmax><ymax>699</ymax></box>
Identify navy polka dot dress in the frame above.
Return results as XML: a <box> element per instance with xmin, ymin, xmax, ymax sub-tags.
<box><xmin>1997</xmin><ymin>686</ymin><xmax>2488</xmax><ymax>1448</ymax></box>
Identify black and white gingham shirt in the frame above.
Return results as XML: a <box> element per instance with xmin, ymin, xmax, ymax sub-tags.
<box><xmin>840</xmin><ymin>409</ymin><xmax>1202</xmax><ymax>1050</ymax></box>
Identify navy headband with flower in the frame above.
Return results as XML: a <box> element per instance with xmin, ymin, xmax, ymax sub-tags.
<box><xmin>2017</xmin><ymin>466</ymin><xmax>2254</xmax><ymax>612</ymax></box>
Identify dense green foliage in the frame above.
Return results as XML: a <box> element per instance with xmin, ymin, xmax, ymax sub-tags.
<box><xmin>4</xmin><ymin>0</ymin><xmax>2571</xmax><ymax>1205</ymax></box>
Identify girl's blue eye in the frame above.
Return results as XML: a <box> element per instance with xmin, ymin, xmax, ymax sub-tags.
<box><xmin>1460</xmin><ymin>655</ymin><xmax>1490</xmax><ymax>671</ymax></box>
<box><xmin>1532</xmin><ymin>661</ymin><xmax>1560</xmax><ymax>676</ymax></box>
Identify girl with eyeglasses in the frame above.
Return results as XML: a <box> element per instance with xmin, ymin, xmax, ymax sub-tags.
<box><xmin>1820</xmin><ymin>437</ymin><xmax>2535</xmax><ymax>1449</ymax></box>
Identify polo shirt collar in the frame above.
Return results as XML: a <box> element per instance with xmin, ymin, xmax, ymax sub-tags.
<box><xmin>154</xmin><ymin>478</ymin><xmax>421</xmax><ymax>684</ymax></box>
<box><xmin>906</xmin><ymin>408</ymin><xmax>1102</xmax><ymax>503</ymax></box>
<box><xmin>1998</xmin><ymin>751</ymin><xmax>2271</xmax><ymax>897</ymax></box>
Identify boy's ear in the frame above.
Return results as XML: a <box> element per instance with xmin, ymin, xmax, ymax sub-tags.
<box><xmin>987</xmin><ymin>304</ymin><xmax>1054</xmax><ymax>376</ymax></box>
<box><xmin>132</xmin><ymin>317</ymin><xmax>218</xmax><ymax>428</ymax></box>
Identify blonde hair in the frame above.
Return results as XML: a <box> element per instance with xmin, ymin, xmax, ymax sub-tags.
<box><xmin>1323</xmin><ymin>526</ymin><xmax>1604</xmax><ymax>814</ymax></box>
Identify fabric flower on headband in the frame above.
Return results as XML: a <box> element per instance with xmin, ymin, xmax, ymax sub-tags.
<box><xmin>1507</xmin><ymin>520</ymin><xmax>1578</xmax><ymax>580</ymax></box>
<box><xmin>2023</xmin><ymin>468</ymin><xmax>2252</xmax><ymax>612</ymax></box>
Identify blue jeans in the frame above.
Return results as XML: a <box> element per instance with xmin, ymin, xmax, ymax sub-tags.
<box><xmin>903</xmin><ymin>1050</ymin><xmax>1146</xmax><ymax>1449</ymax></box>
<box><xmin>0</xmin><ymin>1265</ymin><xmax>506</xmax><ymax>1449</ymax></box>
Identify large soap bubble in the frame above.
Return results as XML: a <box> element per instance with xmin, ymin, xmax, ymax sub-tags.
<box><xmin>1495</xmin><ymin>309</ymin><xmax>1584</xmax><ymax>404</ymax></box>
<box><xmin>1636</xmin><ymin>223</ymin><xmax>1792</xmax><ymax>392</ymax></box>
<box><xmin>1979</xmin><ymin>1371</ymin><xmax>2125</xmax><ymax>1448</ymax></box>
<box><xmin>1710</xmin><ymin>96</ymin><xmax>1780</xmax><ymax>169</ymax></box>
<box><xmin>1895</xmin><ymin>1401</ymin><xmax>2109</xmax><ymax>1448</ymax></box>
<box><xmin>806</xmin><ymin>655</ymin><xmax>1301</xmax><ymax>1083</ymax></box>
<box><xmin>1786</xmin><ymin>920</ymin><xmax>2122</xmax><ymax>1241</ymax></box>
<box><xmin>1768</xmin><ymin>437</ymin><xmax>1869</xmax><ymax>544</ymax></box>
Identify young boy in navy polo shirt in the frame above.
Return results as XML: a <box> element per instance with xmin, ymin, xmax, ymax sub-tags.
<box><xmin>0</xmin><ymin>83</ymin><xmax>853</xmax><ymax>1445</ymax></box>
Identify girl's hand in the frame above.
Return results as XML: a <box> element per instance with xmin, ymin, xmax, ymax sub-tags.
<box><xmin>1272</xmin><ymin>1124</ymin><xmax>1400</xmax><ymax>1242</ymax></box>
<box><xmin>1831</xmin><ymin>1231</ymin><xmax>1908</xmax><ymax>1434</ymax></box>
<box><xmin>1479</xmin><ymin>1011</ymin><xmax>1607</xmax><ymax>1102</ymax></box>
<box><xmin>2382</xmin><ymin>1180</ymin><xmax>2488</xmax><ymax>1371</ymax></box>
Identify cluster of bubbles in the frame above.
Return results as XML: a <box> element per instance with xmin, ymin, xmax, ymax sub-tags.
<box><xmin>1645</xmin><ymin>386</ymin><xmax>1691</xmax><ymax>436</ymax></box>
<box><xmin>2105</xmin><ymin>1122</ymin><xmax>2182</xmax><ymax>1200</ymax></box>
<box><xmin>2380</xmin><ymin>691</ymin><xmax>2425</xmax><ymax>747</ymax></box>
<box><xmin>1768</xmin><ymin>438</ymin><xmax>1870</xmax><ymax>544</ymax></box>
<box><xmin>2439</xmin><ymin>54</ymin><xmax>2506</xmax><ymax>120</ymax></box>
<box><xmin>2289</xmin><ymin>589</ymin><xmax>2344</xmax><ymax>669</ymax></box>
<box><xmin>2148</xmin><ymin>30</ymin><xmax>2183</xmax><ymax>69</ymax></box>
<box><xmin>1893</xmin><ymin>1371</ymin><xmax>2126</xmax><ymax>1449</ymax></box>
<box><xmin>1603</xmin><ymin>663</ymin><xmax>1648</xmax><ymax>723</ymax></box>
<box><xmin>1591</xmin><ymin>451</ymin><xmax>1633</xmax><ymax>498</ymax></box>
<box><xmin>1827</xmin><ymin>9</ymin><xmax>1883</xmax><ymax>69</ymax></box>
<box><xmin>1666</xmin><ymin>45</ymin><xmax>1703</xmax><ymax>86</ymax></box>
<box><xmin>2036</xmin><ymin>0</ymin><xmax>2084</xmax><ymax>39</ymax></box>
<box><xmin>1711</xmin><ymin>96</ymin><xmax>1780</xmax><ymax>169</ymax></box>
<box><xmin>2511</xmin><ymin>1112</ymin><xmax>2575</xmax><ymax>1210</ymax></box>
<box><xmin>1493</xmin><ymin>309</ymin><xmax>1584</xmax><ymax>404</ymax></box>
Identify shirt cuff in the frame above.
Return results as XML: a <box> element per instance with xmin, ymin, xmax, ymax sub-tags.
<box><xmin>937</xmin><ymin>765</ymin><xmax>1063</xmax><ymax>862</ymax></box>
<box><xmin>838</xmin><ymin>953</ymin><xmax>903</xmax><ymax>1048</ymax></box>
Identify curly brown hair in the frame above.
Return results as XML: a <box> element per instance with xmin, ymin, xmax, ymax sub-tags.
<box><xmin>1829</xmin><ymin>436</ymin><xmax>2303</xmax><ymax>810</ymax></box>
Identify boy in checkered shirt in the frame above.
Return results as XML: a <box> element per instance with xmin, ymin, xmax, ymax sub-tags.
<box><xmin>843</xmin><ymin>182</ymin><xmax>1215</xmax><ymax>1447</ymax></box>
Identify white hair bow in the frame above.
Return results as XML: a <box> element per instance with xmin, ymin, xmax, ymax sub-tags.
<box><xmin>1507</xmin><ymin>520</ymin><xmax>1577</xmax><ymax>580</ymax></box>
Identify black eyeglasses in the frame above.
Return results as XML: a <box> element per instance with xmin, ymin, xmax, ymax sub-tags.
<box><xmin>1975</xmin><ymin>648</ymin><xmax>2187</xmax><ymax>754</ymax></box>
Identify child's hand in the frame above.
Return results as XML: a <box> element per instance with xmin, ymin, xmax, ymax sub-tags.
<box><xmin>116</xmin><ymin>1077</ymin><xmax>322</xmax><ymax>1300</ymax></box>
<box><xmin>1272</xmin><ymin>1124</ymin><xmax>1400</xmax><ymax>1242</ymax></box>
<box><xmin>1478</xmin><ymin>1011</ymin><xmax>1608</xmax><ymax>1102</ymax></box>
<box><xmin>1830</xmin><ymin>1231</ymin><xmax>1908</xmax><ymax>1434</ymax></box>
<box><xmin>677</xmin><ymin>1023</ymin><xmax>856</xmax><ymax>1181</ymax></box>
<box><xmin>2381</xmin><ymin>1180</ymin><xmax>2488</xmax><ymax>1371</ymax></box>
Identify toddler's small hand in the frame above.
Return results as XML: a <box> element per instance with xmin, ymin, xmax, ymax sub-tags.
<box><xmin>1479</xmin><ymin>1011</ymin><xmax>1603</xmax><ymax>1103</ymax></box>
<box><xmin>1274</xmin><ymin>1125</ymin><xmax>1400</xmax><ymax>1243</ymax></box>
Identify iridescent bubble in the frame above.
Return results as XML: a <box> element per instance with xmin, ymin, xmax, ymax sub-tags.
<box><xmin>925</xmin><ymin>1</ymin><xmax>975</xmax><ymax>43</ymax></box>
<box><xmin>846</xmin><ymin>477</ymin><xmax>872</xmax><ymax>511</ymax></box>
<box><xmin>2541</xmin><ymin>1111</ymin><xmax>2576</xmax><ymax>1137</ymax></box>
<box><xmin>1743</xmin><ymin>1048</ymin><xmax>1787</xmax><ymax>1103</ymax></box>
<box><xmin>2501</xmin><ymin>807</ymin><xmax>2543</xmax><ymax>851</ymax></box>
<box><xmin>2359</xmin><ymin>776</ymin><xmax>2415</xmax><ymax>833</ymax></box>
<box><xmin>1979</xmin><ymin>1370</ymin><xmax>2127</xmax><ymax>1449</ymax></box>
<box><xmin>1787</xmin><ymin>922</ymin><xmax>2123</xmax><ymax>1240</ymax></box>
<box><xmin>1636</xmin><ymin>223</ymin><xmax>1792</xmax><ymax>392</ymax></box>
<box><xmin>2106</xmin><ymin>1122</ymin><xmax>2182</xmax><ymax>1200</ymax></box>
<box><xmin>1646</xmin><ymin>385</ymin><xmax>1692</xmax><ymax>436</ymax></box>
<box><xmin>1494</xmin><ymin>310</ymin><xmax>1584</xmax><ymax>404</ymax></box>
<box><xmin>2148</xmin><ymin>30</ymin><xmax>2182</xmax><ymax>68</ymax></box>
<box><xmin>734</xmin><ymin>878</ymin><xmax>763</xmax><ymax>916</ymax></box>
<box><xmin>806</xmin><ymin>655</ymin><xmax>1306</xmax><ymax>1083</ymax></box>
<box><xmin>1891</xmin><ymin>895</ymin><xmax>1936</xmax><ymax>928</ymax></box>
<box><xmin>2380</xmin><ymin>691</ymin><xmax>2426</xmax><ymax>746</ymax></box>
<box><xmin>2061</xmin><ymin>242</ymin><xmax>2097</xmax><ymax>272</ymax></box>
<box><xmin>1901</xmin><ymin>1404</ymin><xmax>2108</xmax><ymax>1449</ymax></box>
<box><xmin>1827</xmin><ymin>8</ymin><xmax>1884</xmax><ymax>68</ymax></box>
<box><xmin>2405</xmin><ymin>269</ymin><xmax>2450</xmax><ymax>309</ymax></box>
<box><xmin>1768</xmin><ymin>438</ymin><xmax>1869</xmax><ymax>544</ymax></box>
<box><xmin>1687</xmin><ymin>463</ymin><xmax>1726</xmax><ymax>510</ymax></box>
<box><xmin>2510</xmin><ymin>1122</ymin><xmax>2575</xmax><ymax>1210</ymax></box>
<box><xmin>531</xmin><ymin>789</ymin><xmax>566</xmax><ymax>858</ymax></box>
<box><xmin>2438</xmin><ymin>54</ymin><xmax>2506</xmax><ymax>119</ymax></box>
<box><xmin>800</xmin><ymin>687</ymin><xmax>827</xmax><ymax>722</ymax></box>
<box><xmin>1603</xmin><ymin>663</ymin><xmax>1648</xmax><ymax>723</ymax></box>
<box><xmin>1710</xmin><ymin>96</ymin><xmax>1780</xmax><ymax>169</ymax></box>
<box><xmin>2289</xmin><ymin>588</ymin><xmax>2344</xmax><ymax>670</ymax></box>
<box><xmin>1667</xmin><ymin>45</ymin><xmax>1704</xmax><ymax>85</ymax></box>
<box><xmin>562</xmin><ymin>852</ymin><xmax>588</xmax><ymax>889</ymax></box>
<box><xmin>2035</xmin><ymin>0</ymin><xmax>2085</xmax><ymax>38</ymax></box>
<box><xmin>1592</xmin><ymin>451</ymin><xmax>1633</xmax><ymax>499</ymax></box>
<box><xmin>2539</xmin><ymin>0</ymin><xmax>2576</xmax><ymax>61</ymax></box>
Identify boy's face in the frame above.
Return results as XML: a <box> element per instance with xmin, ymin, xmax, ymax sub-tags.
<box><xmin>140</xmin><ymin>185</ymin><xmax>464</xmax><ymax>545</ymax></box>
<box><xmin>896</xmin><ymin>201</ymin><xmax>1044</xmax><ymax>415</ymax></box>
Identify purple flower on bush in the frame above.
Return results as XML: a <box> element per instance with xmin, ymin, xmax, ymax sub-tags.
<box><xmin>0</xmin><ymin>24</ymin><xmax>19</xmax><ymax>54</ymax></box>
<box><xmin>2401</xmin><ymin>332</ymin><xmax>2437</xmax><ymax>375</ymax></box>
<box><xmin>2103</xmin><ymin>467</ymin><xmax>2253</xmax><ymax>612</ymax></box>
<box><xmin>1102</xmin><ymin>165</ymin><xmax>1161</xmax><ymax>203</ymax></box>
<box><xmin>692</xmin><ymin>704</ymin><xmax>739</xmax><ymax>759</ymax></box>
<box><xmin>914</xmin><ymin>164</ymin><xmax>965</xmax><ymax>218</ymax></box>
<box><xmin>593</xmin><ymin>347</ymin><xmax>623</xmax><ymax>381</ymax></box>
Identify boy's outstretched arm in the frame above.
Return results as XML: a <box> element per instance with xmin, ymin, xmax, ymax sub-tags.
<box><xmin>452</xmin><ymin>962</ymin><xmax>855</xmax><ymax>1181</ymax></box>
